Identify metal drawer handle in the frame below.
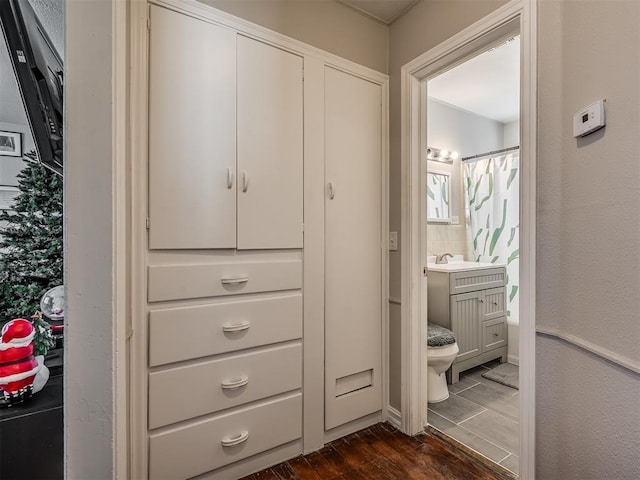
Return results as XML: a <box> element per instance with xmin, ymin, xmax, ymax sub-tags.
<box><xmin>493</xmin><ymin>333</ymin><xmax>499</xmax><ymax>337</ymax></box>
<box><xmin>222</xmin><ymin>321</ymin><xmax>251</xmax><ymax>333</ymax></box>
<box><xmin>221</xmin><ymin>275</ymin><xmax>249</xmax><ymax>285</ymax></box>
<box><xmin>492</xmin><ymin>301</ymin><xmax>498</xmax><ymax>306</ymax></box>
<box><xmin>328</xmin><ymin>182</ymin><xmax>336</xmax><ymax>199</ymax></box>
<box><xmin>226</xmin><ymin>167</ymin><xmax>234</xmax><ymax>189</ymax></box>
<box><xmin>478</xmin><ymin>298</ymin><xmax>484</xmax><ymax>303</ymax></box>
<box><xmin>221</xmin><ymin>376</ymin><xmax>249</xmax><ymax>390</ymax></box>
<box><xmin>221</xmin><ymin>431</ymin><xmax>249</xmax><ymax>447</ymax></box>
<box><xmin>242</xmin><ymin>171</ymin><xmax>249</xmax><ymax>192</ymax></box>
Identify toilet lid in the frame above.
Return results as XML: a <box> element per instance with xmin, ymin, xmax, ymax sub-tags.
<box><xmin>427</xmin><ymin>323</ymin><xmax>456</xmax><ymax>347</ymax></box>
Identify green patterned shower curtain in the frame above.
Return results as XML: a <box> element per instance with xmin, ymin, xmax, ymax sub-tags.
<box><xmin>464</xmin><ymin>153</ymin><xmax>519</xmax><ymax>322</ymax></box>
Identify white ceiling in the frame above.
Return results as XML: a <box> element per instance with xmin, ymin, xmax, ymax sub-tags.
<box><xmin>339</xmin><ymin>0</ymin><xmax>420</xmax><ymax>24</ymax></box>
<box><xmin>428</xmin><ymin>36</ymin><xmax>520</xmax><ymax>124</ymax></box>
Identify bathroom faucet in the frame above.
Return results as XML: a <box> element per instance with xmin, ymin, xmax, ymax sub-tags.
<box><xmin>435</xmin><ymin>253</ymin><xmax>454</xmax><ymax>264</ymax></box>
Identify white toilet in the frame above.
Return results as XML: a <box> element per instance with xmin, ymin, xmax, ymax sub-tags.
<box><xmin>427</xmin><ymin>323</ymin><xmax>459</xmax><ymax>403</ymax></box>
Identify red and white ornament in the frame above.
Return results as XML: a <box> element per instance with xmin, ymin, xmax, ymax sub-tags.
<box><xmin>0</xmin><ymin>319</ymin><xmax>45</xmax><ymax>405</ymax></box>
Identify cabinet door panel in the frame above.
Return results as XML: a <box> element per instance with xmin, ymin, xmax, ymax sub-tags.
<box><xmin>148</xmin><ymin>6</ymin><xmax>236</xmax><ymax>249</ymax></box>
<box><xmin>481</xmin><ymin>287</ymin><xmax>506</xmax><ymax>320</ymax></box>
<box><xmin>451</xmin><ymin>291</ymin><xmax>481</xmax><ymax>362</ymax></box>
<box><xmin>324</xmin><ymin>67</ymin><xmax>382</xmax><ymax>430</ymax></box>
<box><xmin>237</xmin><ymin>36</ymin><xmax>303</xmax><ymax>249</ymax></box>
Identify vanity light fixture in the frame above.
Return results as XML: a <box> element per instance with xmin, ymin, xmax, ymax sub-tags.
<box><xmin>426</xmin><ymin>146</ymin><xmax>459</xmax><ymax>164</ymax></box>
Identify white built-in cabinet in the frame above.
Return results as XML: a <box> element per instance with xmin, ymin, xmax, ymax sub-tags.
<box><xmin>148</xmin><ymin>6</ymin><xmax>237</xmax><ymax>250</ymax></box>
<box><xmin>324</xmin><ymin>67</ymin><xmax>383</xmax><ymax>430</ymax></box>
<box><xmin>237</xmin><ymin>36</ymin><xmax>303</xmax><ymax>250</ymax></box>
<box><xmin>137</xmin><ymin>3</ymin><xmax>387</xmax><ymax>479</ymax></box>
<box><xmin>148</xmin><ymin>7</ymin><xmax>303</xmax><ymax>250</ymax></box>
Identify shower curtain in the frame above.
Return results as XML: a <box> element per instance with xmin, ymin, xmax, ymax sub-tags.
<box><xmin>464</xmin><ymin>152</ymin><xmax>519</xmax><ymax>322</ymax></box>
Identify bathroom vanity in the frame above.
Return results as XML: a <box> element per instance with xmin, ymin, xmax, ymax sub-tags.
<box><xmin>427</xmin><ymin>261</ymin><xmax>508</xmax><ymax>383</ymax></box>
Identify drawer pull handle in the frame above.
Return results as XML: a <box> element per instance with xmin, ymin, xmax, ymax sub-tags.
<box><xmin>221</xmin><ymin>431</ymin><xmax>249</xmax><ymax>447</ymax></box>
<box><xmin>493</xmin><ymin>333</ymin><xmax>499</xmax><ymax>337</ymax></box>
<box><xmin>478</xmin><ymin>299</ymin><xmax>484</xmax><ymax>303</ymax></box>
<box><xmin>221</xmin><ymin>275</ymin><xmax>249</xmax><ymax>285</ymax></box>
<box><xmin>492</xmin><ymin>301</ymin><xmax>498</xmax><ymax>306</ymax></box>
<box><xmin>222</xmin><ymin>321</ymin><xmax>251</xmax><ymax>333</ymax></box>
<box><xmin>242</xmin><ymin>171</ymin><xmax>249</xmax><ymax>192</ymax></box>
<box><xmin>328</xmin><ymin>182</ymin><xmax>336</xmax><ymax>199</ymax></box>
<box><xmin>221</xmin><ymin>376</ymin><xmax>249</xmax><ymax>390</ymax></box>
<box><xmin>226</xmin><ymin>167</ymin><xmax>234</xmax><ymax>189</ymax></box>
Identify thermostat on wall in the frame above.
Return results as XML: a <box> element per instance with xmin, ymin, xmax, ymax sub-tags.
<box><xmin>573</xmin><ymin>99</ymin><xmax>606</xmax><ymax>138</ymax></box>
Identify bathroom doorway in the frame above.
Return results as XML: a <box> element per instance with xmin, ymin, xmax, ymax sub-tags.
<box><xmin>399</xmin><ymin>3</ymin><xmax>537</xmax><ymax>479</ymax></box>
<box><xmin>424</xmin><ymin>35</ymin><xmax>521</xmax><ymax>475</ymax></box>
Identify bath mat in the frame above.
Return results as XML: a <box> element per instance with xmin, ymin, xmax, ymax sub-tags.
<box><xmin>481</xmin><ymin>363</ymin><xmax>519</xmax><ymax>390</ymax></box>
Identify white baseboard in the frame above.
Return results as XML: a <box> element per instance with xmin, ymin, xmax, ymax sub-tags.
<box><xmin>385</xmin><ymin>405</ymin><xmax>402</xmax><ymax>429</ymax></box>
<box><xmin>323</xmin><ymin>411</ymin><xmax>382</xmax><ymax>444</ymax></box>
<box><xmin>508</xmin><ymin>354</ymin><xmax>520</xmax><ymax>365</ymax></box>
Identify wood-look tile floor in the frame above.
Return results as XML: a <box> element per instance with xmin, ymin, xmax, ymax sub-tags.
<box><xmin>241</xmin><ymin>423</ymin><xmax>514</xmax><ymax>480</ymax></box>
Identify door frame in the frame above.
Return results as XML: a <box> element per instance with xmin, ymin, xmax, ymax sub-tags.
<box><xmin>399</xmin><ymin>1</ymin><xmax>537</xmax><ymax>479</ymax></box>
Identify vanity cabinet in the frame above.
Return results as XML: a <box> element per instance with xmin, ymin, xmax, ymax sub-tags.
<box><xmin>427</xmin><ymin>267</ymin><xmax>508</xmax><ymax>383</ymax></box>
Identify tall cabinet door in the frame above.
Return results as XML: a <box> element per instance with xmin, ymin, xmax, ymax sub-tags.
<box><xmin>451</xmin><ymin>292</ymin><xmax>482</xmax><ymax>362</ymax></box>
<box><xmin>324</xmin><ymin>67</ymin><xmax>382</xmax><ymax>430</ymax></box>
<box><xmin>237</xmin><ymin>36</ymin><xmax>303</xmax><ymax>250</ymax></box>
<box><xmin>148</xmin><ymin>6</ymin><xmax>237</xmax><ymax>249</ymax></box>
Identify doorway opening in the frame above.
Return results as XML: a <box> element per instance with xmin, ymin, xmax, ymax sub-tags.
<box><xmin>425</xmin><ymin>35</ymin><xmax>521</xmax><ymax>476</ymax></box>
<box><xmin>400</xmin><ymin>2</ymin><xmax>537</xmax><ymax>479</ymax></box>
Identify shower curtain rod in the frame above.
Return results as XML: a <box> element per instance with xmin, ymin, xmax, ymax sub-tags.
<box><xmin>461</xmin><ymin>145</ymin><xmax>520</xmax><ymax>162</ymax></box>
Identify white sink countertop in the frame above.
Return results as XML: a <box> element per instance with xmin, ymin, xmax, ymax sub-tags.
<box><xmin>426</xmin><ymin>255</ymin><xmax>505</xmax><ymax>272</ymax></box>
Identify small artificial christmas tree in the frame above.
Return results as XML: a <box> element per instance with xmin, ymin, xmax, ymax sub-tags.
<box><xmin>0</xmin><ymin>152</ymin><xmax>63</xmax><ymax>328</ymax></box>
<box><xmin>31</xmin><ymin>311</ymin><xmax>55</xmax><ymax>356</ymax></box>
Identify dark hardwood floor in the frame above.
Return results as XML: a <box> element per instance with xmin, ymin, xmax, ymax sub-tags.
<box><xmin>241</xmin><ymin>423</ymin><xmax>515</xmax><ymax>480</ymax></box>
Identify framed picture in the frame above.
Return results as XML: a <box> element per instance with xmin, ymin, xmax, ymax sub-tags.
<box><xmin>0</xmin><ymin>131</ymin><xmax>22</xmax><ymax>157</ymax></box>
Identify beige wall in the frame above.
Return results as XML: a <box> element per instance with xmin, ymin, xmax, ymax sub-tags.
<box><xmin>387</xmin><ymin>0</ymin><xmax>508</xmax><ymax>410</ymax></box>
<box><xmin>201</xmin><ymin>0</ymin><xmax>389</xmax><ymax>73</ymax></box>
<box><xmin>536</xmin><ymin>0</ymin><xmax>640</xmax><ymax>477</ymax></box>
<box><xmin>65</xmin><ymin>0</ymin><xmax>118</xmax><ymax>476</ymax></box>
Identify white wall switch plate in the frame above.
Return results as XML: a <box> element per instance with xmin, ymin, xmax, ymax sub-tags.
<box><xmin>389</xmin><ymin>231</ymin><xmax>398</xmax><ymax>251</ymax></box>
<box><xmin>573</xmin><ymin>99</ymin><xmax>606</xmax><ymax>138</ymax></box>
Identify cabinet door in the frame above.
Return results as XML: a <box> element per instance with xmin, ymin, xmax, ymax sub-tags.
<box><xmin>451</xmin><ymin>291</ymin><xmax>482</xmax><ymax>362</ymax></box>
<box><xmin>148</xmin><ymin>6</ymin><xmax>237</xmax><ymax>249</ymax></box>
<box><xmin>324</xmin><ymin>67</ymin><xmax>382</xmax><ymax>430</ymax></box>
<box><xmin>237</xmin><ymin>36</ymin><xmax>303</xmax><ymax>249</ymax></box>
<box><xmin>481</xmin><ymin>287</ymin><xmax>506</xmax><ymax>321</ymax></box>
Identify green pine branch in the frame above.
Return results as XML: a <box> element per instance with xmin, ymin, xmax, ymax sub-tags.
<box><xmin>0</xmin><ymin>151</ymin><xmax>63</xmax><ymax>326</ymax></box>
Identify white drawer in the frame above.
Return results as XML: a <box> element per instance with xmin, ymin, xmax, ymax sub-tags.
<box><xmin>148</xmin><ymin>259</ymin><xmax>302</xmax><ymax>302</ymax></box>
<box><xmin>148</xmin><ymin>343</ymin><xmax>301</xmax><ymax>429</ymax></box>
<box><xmin>449</xmin><ymin>267</ymin><xmax>505</xmax><ymax>294</ymax></box>
<box><xmin>149</xmin><ymin>293</ymin><xmax>302</xmax><ymax>366</ymax></box>
<box><xmin>149</xmin><ymin>392</ymin><xmax>302</xmax><ymax>479</ymax></box>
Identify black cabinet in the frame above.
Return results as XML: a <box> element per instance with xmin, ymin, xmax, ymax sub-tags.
<box><xmin>0</xmin><ymin>356</ymin><xmax>63</xmax><ymax>480</ymax></box>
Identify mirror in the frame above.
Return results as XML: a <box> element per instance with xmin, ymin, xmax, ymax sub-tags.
<box><xmin>427</xmin><ymin>170</ymin><xmax>451</xmax><ymax>223</ymax></box>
